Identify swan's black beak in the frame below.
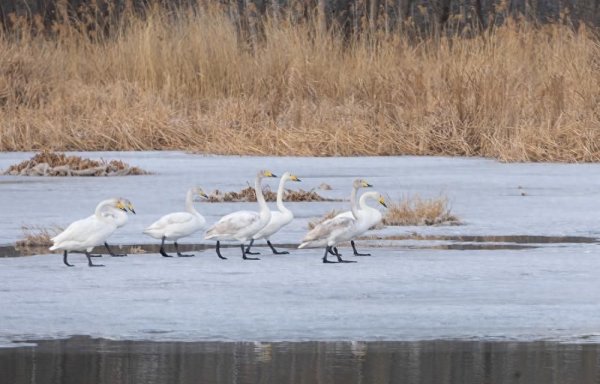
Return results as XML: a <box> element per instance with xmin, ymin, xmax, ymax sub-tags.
<box><xmin>201</xmin><ymin>193</ymin><xmax>209</xmax><ymax>199</ymax></box>
<box><xmin>130</xmin><ymin>208</ymin><xmax>136</xmax><ymax>214</ymax></box>
<box><xmin>295</xmin><ymin>178</ymin><xmax>302</xmax><ymax>182</ymax></box>
<box><xmin>271</xmin><ymin>174</ymin><xmax>278</xmax><ymax>178</ymax></box>
<box><xmin>120</xmin><ymin>208</ymin><xmax>128</xmax><ymax>212</ymax></box>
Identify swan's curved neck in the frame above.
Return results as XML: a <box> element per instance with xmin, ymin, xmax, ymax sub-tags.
<box><xmin>255</xmin><ymin>175</ymin><xmax>269</xmax><ymax>213</ymax></box>
<box><xmin>185</xmin><ymin>189</ymin><xmax>200</xmax><ymax>216</ymax></box>
<box><xmin>276</xmin><ymin>176</ymin><xmax>290</xmax><ymax>213</ymax></box>
<box><xmin>358</xmin><ymin>193</ymin><xmax>377</xmax><ymax>212</ymax></box>
<box><xmin>350</xmin><ymin>185</ymin><xmax>360</xmax><ymax>219</ymax></box>
<box><xmin>94</xmin><ymin>199</ymin><xmax>117</xmax><ymax>219</ymax></box>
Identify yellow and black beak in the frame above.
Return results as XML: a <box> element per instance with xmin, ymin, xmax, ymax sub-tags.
<box><xmin>379</xmin><ymin>198</ymin><xmax>387</xmax><ymax>208</ymax></box>
<box><xmin>265</xmin><ymin>170</ymin><xmax>277</xmax><ymax>178</ymax></box>
<box><xmin>291</xmin><ymin>175</ymin><xmax>302</xmax><ymax>182</ymax></box>
<box><xmin>363</xmin><ymin>181</ymin><xmax>373</xmax><ymax>188</ymax></box>
<box><xmin>128</xmin><ymin>205</ymin><xmax>136</xmax><ymax>214</ymax></box>
<box><xmin>201</xmin><ymin>192</ymin><xmax>209</xmax><ymax>199</ymax></box>
<box><xmin>116</xmin><ymin>201</ymin><xmax>127</xmax><ymax>212</ymax></box>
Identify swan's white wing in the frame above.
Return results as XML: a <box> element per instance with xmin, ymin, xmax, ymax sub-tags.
<box><xmin>302</xmin><ymin>216</ymin><xmax>354</xmax><ymax>243</ymax></box>
<box><xmin>51</xmin><ymin>216</ymin><xmax>95</xmax><ymax>243</ymax></box>
<box><xmin>51</xmin><ymin>216</ymin><xmax>117</xmax><ymax>250</ymax></box>
<box><xmin>334</xmin><ymin>210</ymin><xmax>354</xmax><ymax>219</ymax></box>
<box><xmin>206</xmin><ymin>211</ymin><xmax>259</xmax><ymax>238</ymax></box>
<box><xmin>145</xmin><ymin>212</ymin><xmax>194</xmax><ymax>231</ymax></box>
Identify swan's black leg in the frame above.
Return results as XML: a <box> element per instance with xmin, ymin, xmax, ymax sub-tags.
<box><xmin>335</xmin><ymin>249</ymin><xmax>357</xmax><ymax>263</ymax></box>
<box><xmin>327</xmin><ymin>247</ymin><xmax>338</xmax><ymax>256</ymax></box>
<box><xmin>322</xmin><ymin>247</ymin><xmax>336</xmax><ymax>263</ymax></box>
<box><xmin>85</xmin><ymin>251</ymin><xmax>105</xmax><ymax>267</ymax></box>
<box><xmin>267</xmin><ymin>240</ymin><xmax>289</xmax><ymax>255</ymax></box>
<box><xmin>244</xmin><ymin>239</ymin><xmax>260</xmax><ymax>255</ymax></box>
<box><xmin>175</xmin><ymin>241</ymin><xmax>194</xmax><ymax>257</ymax></box>
<box><xmin>63</xmin><ymin>251</ymin><xmax>74</xmax><ymax>267</ymax></box>
<box><xmin>351</xmin><ymin>240</ymin><xmax>371</xmax><ymax>256</ymax></box>
<box><xmin>216</xmin><ymin>241</ymin><xmax>227</xmax><ymax>260</ymax></box>
<box><xmin>159</xmin><ymin>236</ymin><xmax>173</xmax><ymax>257</ymax></box>
<box><xmin>105</xmin><ymin>242</ymin><xmax>127</xmax><ymax>257</ymax></box>
<box><xmin>242</xmin><ymin>243</ymin><xmax>260</xmax><ymax>260</ymax></box>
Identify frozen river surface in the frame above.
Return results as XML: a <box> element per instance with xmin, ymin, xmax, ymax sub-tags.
<box><xmin>1</xmin><ymin>152</ymin><xmax>600</xmax><ymax>345</ymax></box>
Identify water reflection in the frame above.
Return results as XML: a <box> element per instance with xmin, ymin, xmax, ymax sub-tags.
<box><xmin>1</xmin><ymin>337</ymin><xmax>599</xmax><ymax>384</ymax></box>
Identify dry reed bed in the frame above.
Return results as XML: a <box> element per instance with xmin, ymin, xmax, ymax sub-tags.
<box><xmin>206</xmin><ymin>186</ymin><xmax>338</xmax><ymax>202</ymax></box>
<box><xmin>308</xmin><ymin>194</ymin><xmax>459</xmax><ymax>229</ymax></box>
<box><xmin>1</xmin><ymin>11</ymin><xmax>599</xmax><ymax>161</ymax></box>
<box><xmin>3</xmin><ymin>152</ymin><xmax>148</xmax><ymax>176</ymax></box>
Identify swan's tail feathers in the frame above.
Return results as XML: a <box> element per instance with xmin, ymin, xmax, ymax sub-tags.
<box><xmin>298</xmin><ymin>242</ymin><xmax>309</xmax><ymax>249</ymax></box>
<box><xmin>49</xmin><ymin>244</ymin><xmax>59</xmax><ymax>251</ymax></box>
<box><xmin>142</xmin><ymin>228</ymin><xmax>163</xmax><ymax>239</ymax></box>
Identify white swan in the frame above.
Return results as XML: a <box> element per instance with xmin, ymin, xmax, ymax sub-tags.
<box><xmin>96</xmin><ymin>198</ymin><xmax>136</xmax><ymax>257</ymax></box>
<box><xmin>334</xmin><ymin>191</ymin><xmax>387</xmax><ymax>256</ymax></box>
<box><xmin>245</xmin><ymin>171</ymin><xmax>301</xmax><ymax>255</ymax></box>
<box><xmin>298</xmin><ymin>179</ymin><xmax>373</xmax><ymax>263</ymax></box>
<box><xmin>205</xmin><ymin>170</ymin><xmax>277</xmax><ymax>260</ymax></box>
<box><xmin>50</xmin><ymin>198</ymin><xmax>131</xmax><ymax>267</ymax></box>
<box><xmin>334</xmin><ymin>189</ymin><xmax>385</xmax><ymax>256</ymax></box>
<box><xmin>143</xmin><ymin>187</ymin><xmax>208</xmax><ymax>257</ymax></box>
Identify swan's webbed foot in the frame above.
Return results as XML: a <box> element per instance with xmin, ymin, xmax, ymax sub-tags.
<box><xmin>351</xmin><ymin>241</ymin><xmax>371</xmax><ymax>256</ymax></box>
<box><xmin>86</xmin><ymin>252</ymin><xmax>105</xmax><ymax>267</ymax></box>
<box><xmin>174</xmin><ymin>242</ymin><xmax>194</xmax><ymax>257</ymax></box>
<box><xmin>241</xmin><ymin>244</ymin><xmax>260</xmax><ymax>260</ymax></box>
<box><xmin>63</xmin><ymin>251</ymin><xmax>74</xmax><ymax>267</ymax></box>
<box><xmin>268</xmin><ymin>240</ymin><xmax>289</xmax><ymax>254</ymax></box>
<box><xmin>216</xmin><ymin>241</ymin><xmax>228</xmax><ymax>260</ymax></box>
<box><xmin>89</xmin><ymin>254</ymin><xmax>103</xmax><ymax>257</ymax></box>
<box><xmin>244</xmin><ymin>239</ymin><xmax>261</xmax><ymax>255</ymax></box>
<box><xmin>105</xmin><ymin>242</ymin><xmax>127</xmax><ymax>257</ymax></box>
<box><xmin>336</xmin><ymin>252</ymin><xmax>357</xmax><ymax>263</ymax></box>
<box><xmin>159</xmin><ymin>248</ymin><xmax>174</xmax><ymax>257</ymax></box>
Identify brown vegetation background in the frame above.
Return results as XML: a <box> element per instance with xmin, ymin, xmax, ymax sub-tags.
<box><xmin>0</xmin><ymin>0</ymin><xmax>599</xmax><ymax>161</ymax></box>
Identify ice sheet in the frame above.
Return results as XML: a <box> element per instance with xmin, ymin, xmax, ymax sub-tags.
<box><xmin>2</xmin><ymin>152</ymin><xmax>600</xmax><ymax>345</ymax></box>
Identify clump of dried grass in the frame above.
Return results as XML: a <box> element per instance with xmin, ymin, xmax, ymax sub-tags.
<box><xmin>206</xmin><ymin>185</ymin><xmax>337</xmax><ymax>202</ymax></box>
<box><xmin>128</xmin><ymin>246</ymin><xmax>146</xmax><ymax>254</ymax></box>
<box><xmin>383</xmin><ymin>195</ymin><xmax>460</xmax><ymax>226</ymax></box>
<box><xmin>3</xmin><ymin>151</ymin><xmax>148</xmax><ymax>176</ymax></box>
<box><xmin>16</xmin><ymin>225</ymin><xmax>63</xmax><ymax>248</ymax></box>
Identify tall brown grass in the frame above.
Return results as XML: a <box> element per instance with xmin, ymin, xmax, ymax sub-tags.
<box><xmin>1</xmin><ymin>9</ymin><xmax>599</xmax><ymax>161</ymax></box>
